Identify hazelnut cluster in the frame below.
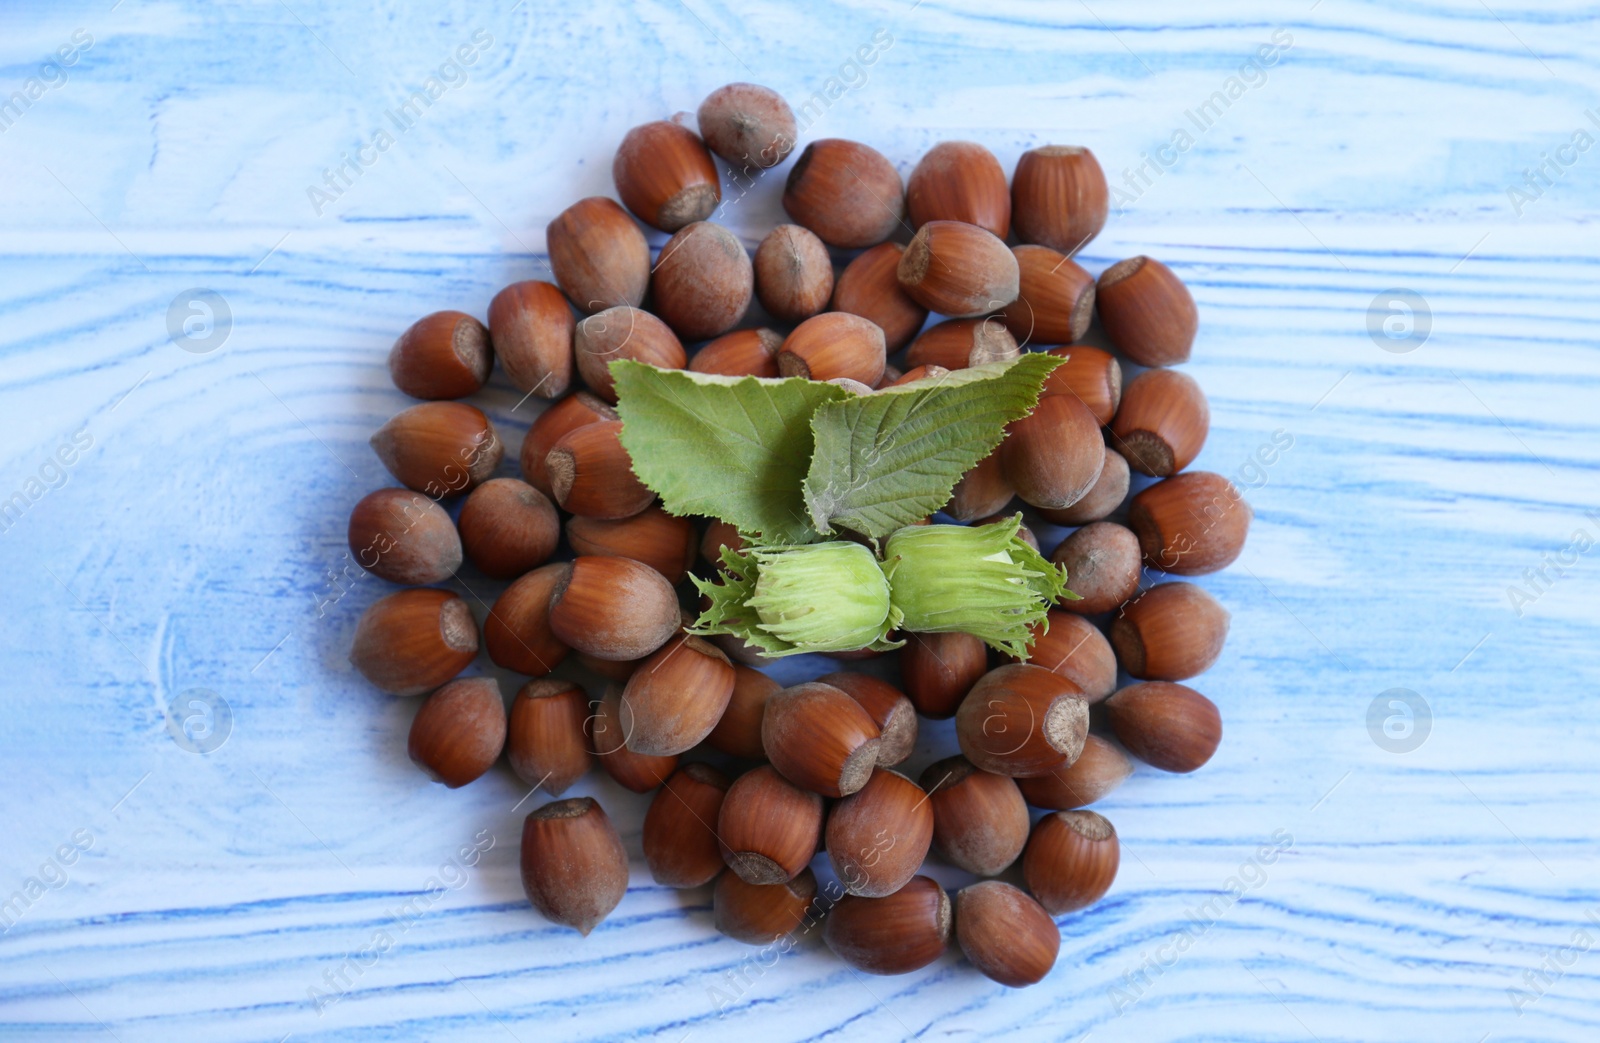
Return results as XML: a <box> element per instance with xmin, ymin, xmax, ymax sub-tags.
<box><xmin>346</xmin><ymin>81</ymin><xmax>1245</xmax><ymax>989</ymax></box>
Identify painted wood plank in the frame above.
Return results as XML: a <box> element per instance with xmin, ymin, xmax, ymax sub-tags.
<box><xmin>2</xmin><ymin>1</ymin><xmax>1599</xmax><ymax>1041</ymax></box>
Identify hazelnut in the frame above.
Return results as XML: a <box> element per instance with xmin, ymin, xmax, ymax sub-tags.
<box><xmin>697</xmin><ymin>82</ymin><xmax>797</xmax><ymax>169</ymax></box>
<box><xmin>943</xmin><ymin>450</ymin><xmax>1014</xmax><ymax>523</ymax></box>
<box><xmin>520</xmin><ymin>797</ymin><xmax>629</xmax><ymax>935</ymax></box>
<box><xmin>699</xmin><ymin>518</ymin><xmax>744</xmax><ymax>567</ymax></box>
<box><xmin>370</xmin><ymin>401</ymin><xmax>502</xmax><ymax>498</ymax></box>
<box><xmin>827</xmin><ymin>643</ymin><xmax>891</xmax><ymax>661</ymax></box>
<box><xmin>548</xmin><ymin>556</ymin><xmax>681</xmax><ymax>661</ymax></box>
<box><xmin>575</xmin><ymin>652</ymin><xmax>642</xmax><ymax>684</ymax></box>
<box><xmin>346</xmin><ymin>488</ymin><xmax>462</xmax><ymax>585</ymax></box>
<box><xmin>718</xmin><ymin>764</ymin><xmax>823</xmax><ymax>884</ymax></box>
<box><xmin>566</xmin><ymin>506</ymin><xmax>697</xmax><ymax>585</ymax></box>
<box><xmin>714</xmin><ymin>867</ymin><xmax>817</xmax><ymax>944</ymax></box>
<box><xmin>1111</xmin><ymin>581</ymin><xmax>1229</xmax><ymax>681</ymax></box>
<box><xmin>1035</xmin><ymin>447</ymin><xmax>1129</xmax><ymax>526</ymax></box>
<box><xmin>776</xmin><ymin>312</ymin><xmax>887</xmax><ymax>386</ymax></box>
<box><xmin>1015</xmin><ymin>610</ymin><xmax>1118</xmax><ymax>702</ymax></box>
<box><xmin>1104</xmin><ymin>681</ymin><xmax>1221</xmax><ymax>773</ymax></box>
<box><xmin>483</xmin><ymin>562</ymin><xmax>569</xmax><ymax>676</ymax></box>
<box><xmin>824</xmin><ymin>876</ymin><xmax>951</xmax><ymax>975</ymax></box>
<box><xmin>349</xmin><ymin>588</ymin><xmax>477</xmax><ymax>696</ymax></box>
<box><xmin>643</xmin><ymin>763</ymin><xmax>732</xmax><ymax>888</ymax></box>
<box><xmin>897</xmin><ymin>220</ymin><xmax>1020</xmax><ymax>317</ymax></box>
<box><xmin>827</xmin><ymin>768</ymin><xmax>933</xmax><ymax>898</ymax></box>
<box><xmin>651</xmin><ymin>221</ymin><xmax>754</xmax><ymax>341</ymax></box>
<box><xmin>831</xmin><ymin>242</ymin><xmax>928</xmax><ymax>352</ymax></box>
<box><xmin>711</xmin><ymin>631</ymin><xmax>772</xmax><ymax>668</ymax></box>
<box><xmin>487</xmin><ymin>280</ymin><xmax>575</xmax><ymax>398</ymax></box>
<box><xmin>546</xmin><ymin>196</ymin><xmax>651</xmax><ymax>312</ymax></box>
<box><xmin>827</xmin><ymin>377</ymin><xmax>875</xmax><ymax>395</ymax></box>
<box><xmin>1022</xmin><ymin>809</ymin><xmax>1119</xmax><ymax>914</ymax></box>
<box><xmin>901</xmin><ymin>631</ymin><xmax>988</xmax><ymax>719</ymax></box>
<box><xmin>587</xmin><ymin>685</ymin><xmax>677</xmax><ymax>792</ymax></box>
<box><xmin>782</xmin><ymin>138</ymin><xmax>904</xmax><ymax>248</ymax></box>
<box><xmin>905</xmin><ymin>317</ymin><xmax>1018</xmax><ymax>371</ymax></box>
<box><xmin>761</xmin><ymin>681</ymin><xmax>882</xmax><ymax>798</ymax></box>
<box><xmin>955</xmin><ymin>880</ymin><xmax>1060</xmax><ymax>987</ymax></box>
<box><xmin>1051</xmin><ymin>521</ymin><xmax>1142</xmax><ymax>615</ymax></box>
<box><xmin>907</xmin><ymin>141</ymin><xmax>1010</xmax><ymax>237</ymax></box>
<box><xmin>818</xmin><ymin>672</ymin><xmax>918</xmax><ymax>767</ymax></box>
<box><xmin>920</xmin><ymin>755</ymin><xmax>1029</xmax><ymax>876</ymax></box>
<box><xmin>388</xmin><ymin>310</ymin><xmax>491</xmax><ymax>400</ymax></box>
<box><xmin>1011</xmin><ymin>146</ymin><xmax>1108</xmax><ymax>255</ymax></box>
<box><xmin>999</xmin><ymin>392</ymin><xmax>1105</xmax><ymax>509</ymax></box>
<box><xmin>705</xmin><ymin>665</ymin><xmax>780</xmax><ymax>760</ymax></box>
<box><xmin>621</xmin><ymin>635</ymin><xmax>736</xmax><ymax>756</ymax></box>
<box><xmin>545</xmin><ymin>420</ymin><xmax>655</xmax><ymax>520</ymax></box>
<box><xmin>506</xmin><ymin>678</ymin><xmax>591</xmax><ymax>795</ymax></box>
<box><xmin>1111</xmin><ymin>367</ymin><xmax>1210</xmax><ymax>477</ymax></box>
<box><xmin>1097</xmin><ymin>256</ymin><xmax>1198</xmax><ymax>367</ymax></box>
<box><xmin>955</xmin><ymin>663</ymin><xmax>1088</xmax><ymax>777</ymax></box>
<box><xmin>999</xmin><ymin>245</ymin><xmax>1096</xmax><ymax>346</ymax></box>
<box><xmin>885</xmin><ymin>364</ymin><xmax>950</xmax><ymax>389</ymax></box>
<box><xmin>518</xmin><ymin>392</ymin><xmax>616</xmax><ymax>498</ymax></box>
<box><xmin>1128</xmin><ymin>471</ymin><xmax>1251</xmax><ymax>575</ymax></box>
<box><xmin>689</xmin><ymin>328</ymin><xmax>783</xmax><ymax>378</ymax></box>
<box><xmin>613</xmin><ymin>120</ymin><xmax>720</xmax><ymax>232</ymax></box>
<box><xmin>456</xmin><ymin>478</ymin><xmax>559</xmax><ymax>580</ymax></box>
<box><xmin>1039</xmin><ymin>345</ymin><xmax>1122</xmax><ymax>424</ymax></box>
<box><xmin>754</xmin><ymin>224</ymin><xmax>834</xmax><ymax>322</ymax></box>
<box><xmin>573</xmin><ymin>306</ymin><xmax>685</xmax><ymax>404</ymax></box>
<box><xmin>981</xmin><ymin>513</ymin><xmax>1040</xmax><ymax>551</ymax></box>
<box><xmin>1016</xmin><ymin>733</ymin><xmax>1133</xmax><ymax>810</ymax></box>
<box><xmin>407</xmin><ymin>676</ymin><xmax>506</xmax><ymax>788</ymax></box>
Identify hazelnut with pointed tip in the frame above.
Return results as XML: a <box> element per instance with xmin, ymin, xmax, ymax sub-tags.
<box><xmin>388</xmin><ymin>310</ymin><xmax>491</xmax><ymax>399</ymax></box>
<box><xmin>350</xmin><ymin>588</ymin><xmax>478</xmax><ymax>696</ymax></box>
<box><xmin>520</xmin><ymin>797</ymin><xmax>629</xmax><ymax>935</ymax></box>
<box><xmin>408</xmin><ymin>677</ymin><xmax>506</xmax><ymax>788</ymax></box>
<box><xmin>613</xmin><ymin>120</ymin><xmax>720</xmax><ymax>232</ymax></box>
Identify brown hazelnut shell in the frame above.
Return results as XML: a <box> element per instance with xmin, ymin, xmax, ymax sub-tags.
<box><xmin>487</xmin><ymin>281</ymin><xmax>574</xmax><ymax>398</ymax></box>
<box><xmin>388</xmin><ymin>310</ymin><xmax>491</xmax><ymax>399</ymax></box>
<box><xmin>349</xmin><ymin>588</ymin><xmax>477</xmax><ymax>696</ymax></box>
<box><xmin>520</xmin><ymin>797</ymin><xmax>629</xmax><ymax>935</ymax></box>
<box><xmin>407</xmin><ymin>676</ymin><xmax>506</xmax><ymax>788</ymax></box>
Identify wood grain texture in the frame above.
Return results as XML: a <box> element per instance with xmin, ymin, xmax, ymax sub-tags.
<box><xmin>2</xmin><ymin>1</ymin><xmax>1599</xmax><ymax>1041</ymax></box>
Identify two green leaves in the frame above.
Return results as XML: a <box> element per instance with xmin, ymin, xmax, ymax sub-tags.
<box><xmin>613</xmin><ymin>353</ymin><xmax>1062</xmax><ymax>545</ymax></box>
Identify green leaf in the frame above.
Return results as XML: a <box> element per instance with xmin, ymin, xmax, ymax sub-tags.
<box><xmin>612</xmin><ymin>361</ymin><xmax>850</xmax><ymax>544</ymax></box>
<box><xmin>802</xmin><ymin>353</ymin><xmax>1064</xmax><ymax>541</ymax></box>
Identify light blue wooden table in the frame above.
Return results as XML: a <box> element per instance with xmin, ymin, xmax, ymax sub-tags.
<box><xmin>3</xmin><ymin>2</ymin><xmax>1598</xmax><ymax>1040</ymax></box>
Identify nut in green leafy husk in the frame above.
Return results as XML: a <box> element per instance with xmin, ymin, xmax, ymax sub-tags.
<box><xmin>690</xmin><ymin>516</ymin><xmax>1074</xmax><ymax>659</ymax></box>
<box><xmin>691</xmin><ymin>541</ymin><xmax>904</xmax><ymax>656</ymax></box>
<box><xmin>883</xmin><ymin>515</ymin><xmax>1074</xmax><ymax>658</ymax></box>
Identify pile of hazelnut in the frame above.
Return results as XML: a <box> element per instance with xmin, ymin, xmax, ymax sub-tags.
<box><xmin>346</xmin><ymin>82</ymin><xmax>1245</xmax><ymax>989</ymax></box>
